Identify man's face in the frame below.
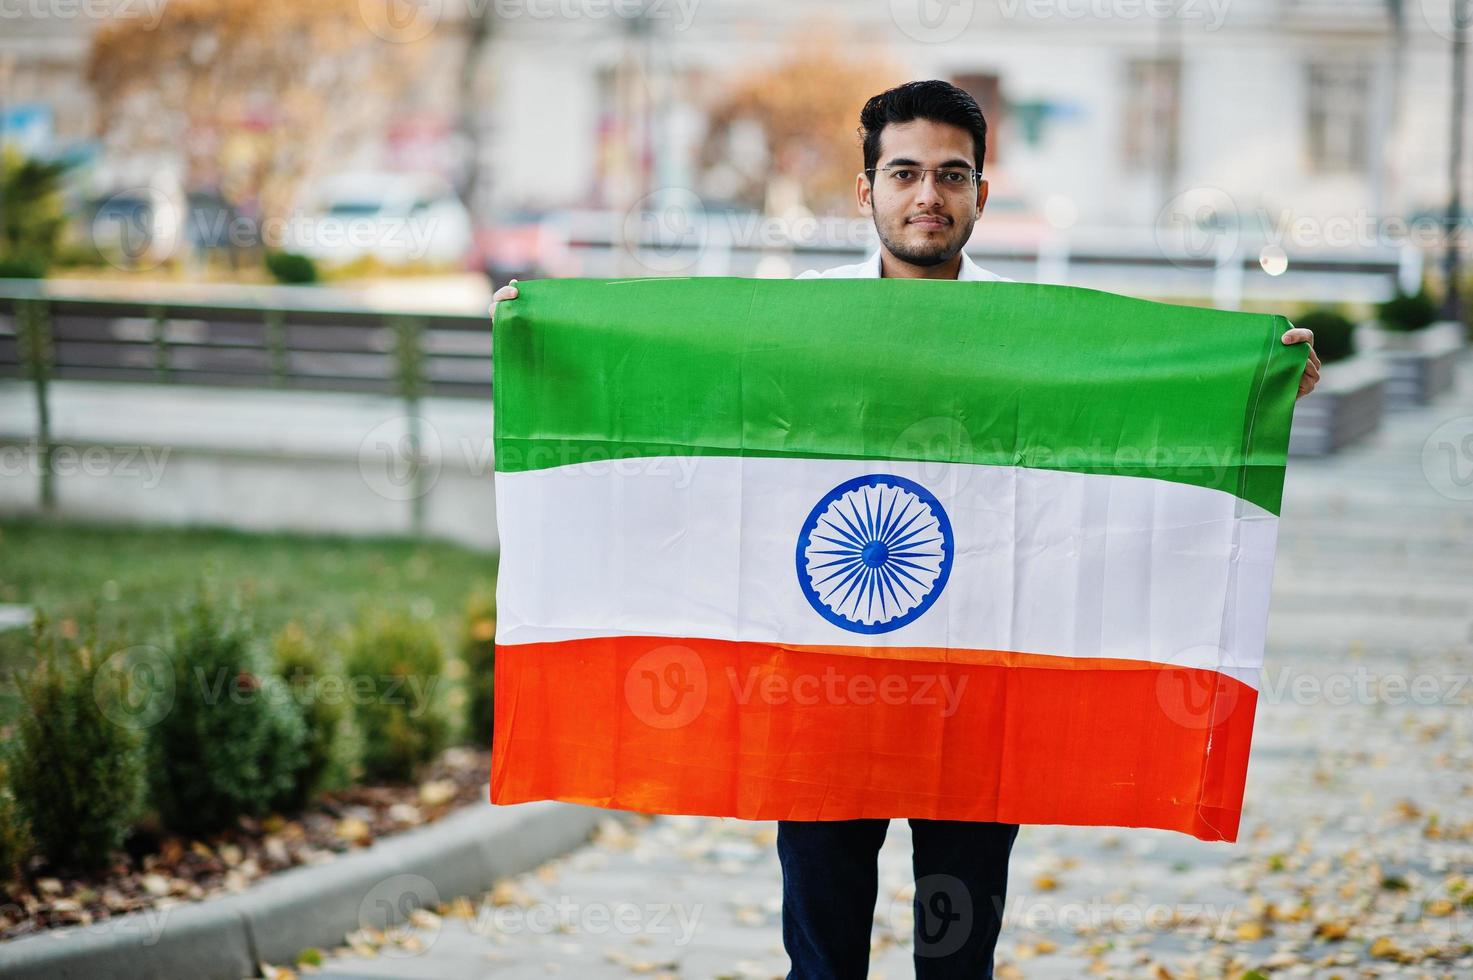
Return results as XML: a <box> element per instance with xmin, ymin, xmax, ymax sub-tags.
<box><xmin>857</xmin><ymin>118</ymin><xmax>989</xmax><ymax>268</ymax></box>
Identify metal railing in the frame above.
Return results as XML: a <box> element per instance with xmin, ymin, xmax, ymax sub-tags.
<box><xmin>0</xmin><ymin>281</ymin><xmax>492</xmax><ymax>525</ymax></box>
<box><xmin>0</xmin><ymin>282</ymin><xmax>491</xmax><ymax>397</ymax></box>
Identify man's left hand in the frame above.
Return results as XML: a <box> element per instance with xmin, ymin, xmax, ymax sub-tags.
<box><xmin>1281</xmin><ymin>327</ymin><xmax>1320</xmax><ymax>399</ymax></box>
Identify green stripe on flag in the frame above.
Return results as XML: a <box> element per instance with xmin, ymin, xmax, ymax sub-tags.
<box><xmin>494</xmin><ymin>278</ymin><xmax>1305</xmax><ymax>515</ymax></box>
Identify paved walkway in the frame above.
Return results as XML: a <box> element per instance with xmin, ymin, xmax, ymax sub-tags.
<box><xmin>314</xmin><ymin>357</ymin><xmax>1473</xmax><ymax>980</ymax></box>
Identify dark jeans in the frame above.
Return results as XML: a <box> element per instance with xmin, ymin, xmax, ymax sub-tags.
<box><xmin>778</xmin><ymin>818</ymin><xmax>1019</xmax><ymax>980</ymax></box>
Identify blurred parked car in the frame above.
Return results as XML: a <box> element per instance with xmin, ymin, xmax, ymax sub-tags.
<box><xmin>280</xmin><ymin>172</ymin><xmax>474</xmax><ymax>267</ymax></box>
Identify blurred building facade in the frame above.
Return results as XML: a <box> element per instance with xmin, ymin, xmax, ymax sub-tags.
<box><xmin>0</xmin><ymin>0</ymin><xmax>1466</xmax><ymax>251</ymax></box>
<box><xmin>482</xmin><ymin>0</ymin><xmax>1458</xmax><ymax>231</ymax></box>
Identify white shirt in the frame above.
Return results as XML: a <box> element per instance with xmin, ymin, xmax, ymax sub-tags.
<box><xmin>797</xmin><ymin>249</ymin><xmax>1010</xmax><ymax>282</ymax></box>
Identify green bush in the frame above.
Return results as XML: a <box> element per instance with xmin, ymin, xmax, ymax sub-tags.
<box><xmin>8</xmin><ymin>618</ymin><xmax>145</xmax><ymax>872</ymax></box>
<box><xmin>0</xmin><ymin>762</ymin><xmax>33</xmax><ymax>888</ymax></box>
<box><xmin>0</xmin><ymin>254</ymin><xmax>47</xmax><ymax>279</ymax></box>
<box><xmin>264</xmin><ymin>250</ymin><xmax>319</xmax><ymax>285</ymax></box>
<box><xmin>1377</xmin><ymin>287</ymin><xmax>1439</xmax><ymax>332</ymax></box>
<box><xmin>459</xmin><ymin>586</ymin><xmax>496</xmax><ymax>747</ymax></box>
<box><xmin>0</xmin><ymin>148</ymin><xmax>70</xmax><ymax>277</ymax></box>
<box><xmin>149</xmin><ymin>596</ymin><xmax>308</xmax><ymax>836</ymax></box>
<box><xmin>272</xmin><ymin>621</ymin><xmax>351</xmax><ymax>809</ymax></box>
<box><xmin>344</xmin><ymin>609</ymin><xmax>450</xmax><ymax>782</ymax></box>
<box><xmin>1291</xmin><ymin>310</ymin><xmax>1356</xmax><ymax>365</ymax></box>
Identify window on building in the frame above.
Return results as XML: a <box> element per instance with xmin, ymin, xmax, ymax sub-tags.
<box><xmin>1306</xmin><ymin>62</ymin><xmax>1371</xmax><ymax>174</ymax></box>
<box><xmin>1122</xmin><ymin>58</ymin><xmax>1180</xmax><ymax>176</ymax></box>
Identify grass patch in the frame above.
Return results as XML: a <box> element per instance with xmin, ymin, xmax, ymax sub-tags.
<box><xmin>0</xmin><ymin>518</ymin><xmax>496</xmax><ymax>725</ymax></box>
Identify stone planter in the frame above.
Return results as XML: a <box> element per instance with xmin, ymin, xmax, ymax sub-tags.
<box><xmin>1353</xmin><ymin>320</ymin><xmax>1462</xmax><ymax>408</ymax></box>
<box><xmin>1287</xmin><ymin>354</ymin><xmax>1387</xmax><ymax>457</ymax></box>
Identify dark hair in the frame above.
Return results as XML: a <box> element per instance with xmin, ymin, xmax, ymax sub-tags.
<box><xmin>859</xmin><ymin>80</ymin><xmax>988</xmax><ymax>173</ymax></box>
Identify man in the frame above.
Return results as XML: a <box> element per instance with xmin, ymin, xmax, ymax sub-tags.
<box><xmin>490</xmin><ymin>79</ymin><xmax>1319</xmax><ymax>978</ymax></box>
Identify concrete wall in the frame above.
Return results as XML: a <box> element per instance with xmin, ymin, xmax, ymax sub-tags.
<box><xmin>0</xmin><ymin>381</ymin><xmax>499</xmax><ymax>552</ymax></box>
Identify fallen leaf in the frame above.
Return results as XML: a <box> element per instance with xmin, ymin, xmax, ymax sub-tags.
<box><xmin>408</xmin><ymin>908</ymin><xmax>441</xmax><ymax>929</ymax></box>
<box><xmin>418</xmin><ymin>780</ymin><xmax>457</xmax><ymax>808</ymax></box>
<box><xmin>335</xmin><ymin>817</ymin><xmax>371</xmax><ymax>843</ymax></box>
<box><xmin>1234</xmin><ymin>921</ymin><xmax>1266</xmax><ymax>941</ymax></box>
<box><xmin>387</xmin><ymin>803</ymin><xmax>423</xmax><ymax>826</ymax></box>
<box><xmin>1368</xmin><ymin>936</ymin><xmax>1400</xmax><ymax>960</ymax></box>
<box><xmin>488</xmin><ymin>880</ymin><xmax>531</xmax><ymax>907</ymax></box>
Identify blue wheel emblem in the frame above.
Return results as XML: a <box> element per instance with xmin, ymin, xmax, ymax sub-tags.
<box><xmin>796</xmin><ymin>474</ymin><xmax>954</xmax><ymax>634</ymax></box>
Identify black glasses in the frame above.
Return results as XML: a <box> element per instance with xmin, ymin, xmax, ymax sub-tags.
<box><xmin>864</xmin><ymin>166</ymin><xmax>983</xmax><ymax>191</ymax></box>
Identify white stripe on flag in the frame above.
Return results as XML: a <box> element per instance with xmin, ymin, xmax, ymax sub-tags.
<box><xmin>495</xmin><ymin>455</ymin><xmax>1277</xmax><ymax>689</ymax></box>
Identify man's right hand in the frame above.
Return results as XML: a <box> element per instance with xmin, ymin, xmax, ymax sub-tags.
<box><xmin>489</xmin><ymin>279</ymin><xmax>519</xmax><ymax>326</ymax></box>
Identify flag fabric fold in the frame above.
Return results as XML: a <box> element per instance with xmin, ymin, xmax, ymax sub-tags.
<box><xmin>490</xmin><ymin>277</ymin><xmax>1304</xmax><ymax>842</ymax></box>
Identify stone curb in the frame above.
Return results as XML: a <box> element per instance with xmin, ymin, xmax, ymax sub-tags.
<box><xmin>0</xmin><ymin>801</ymin><xmax>629</xmax><ymax>980</ymax></box>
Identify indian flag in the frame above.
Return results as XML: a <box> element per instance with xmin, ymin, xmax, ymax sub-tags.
<box><xmin>490</xmin><ymin>278</ymin><xmax>1305</xmax><ymax>843</ymax></box>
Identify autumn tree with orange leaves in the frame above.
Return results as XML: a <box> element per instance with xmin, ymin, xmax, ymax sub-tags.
<box><xmin>700</xmin><ymin>35</ymin><xmax>904</xmax><ymax>216</ymax></box>
<box><xmin>86</xmin><ymin>0</ymin><xmax>425</xmax><ymax>225</ymax></box>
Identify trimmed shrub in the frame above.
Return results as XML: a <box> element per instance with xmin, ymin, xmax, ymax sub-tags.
<box><xmin>272</xmin><ymin>621</ymin><xmax>351</xmax><ymax>809</ymax></box>
<box><xmin>1291</xmin><ymin>310</ymin><xmax>1355</xmax><ymax>365</ymax></box>
<box><xmin>0</xmin><ymin>148</ymin><xmax>69</xmax><ymax>277</ymax></box>
<box><xmin>1377</xmin><ymin>287</ymin><xmax>1439</xmax><ymax>332</ymax></box>
<box><xmin>459</xmin><ymin>586</ymin><xmax>496</xmax><ymax>747</ymax></box>
<box><xmin>149</xmin><ymin>596</ymin><xmax>308</xmax><ymax>836</ymax></box>
<box><xmin>0</xmin><ymin>255</ymin><xmax>46</xmax><ymax>279</ymax></box>
<box><xmin>0</xmin><ymin>763</ymin><xmax>33</xmax><ymax>888</ymax></box>
<box><xmin>344</xmin><ymin>609</ymin><xmax>450</xmax><ymax>782</ymax></box>
<box><xmin>8</xmin><ymin>618</ymin><xmax>145</xmax><ymax>871</ymax></box>
<box><xmin>264</xmin><ymin>249</ymin><xmax>318</xmax><ymax>285</ymax></box>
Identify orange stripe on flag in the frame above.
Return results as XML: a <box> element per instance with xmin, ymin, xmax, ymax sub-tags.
<box><xmin>490</xmin><ymin>637</ymin><xmax>1256</xmax><ymax>842</ymax></box>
